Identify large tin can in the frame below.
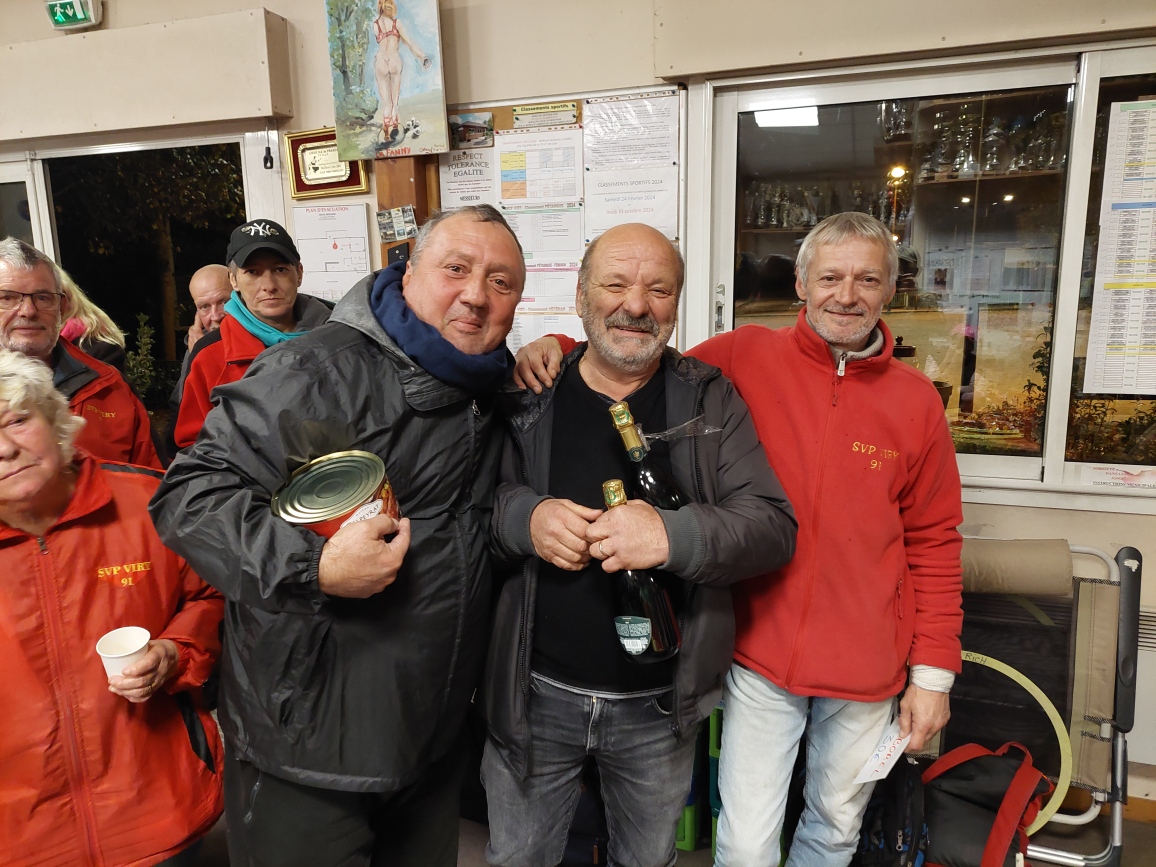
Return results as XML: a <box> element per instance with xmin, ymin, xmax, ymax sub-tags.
<box><xmin>271</xmin><ymin>450</ymin><xmax>398</xmax><ymax>538</ymax></box>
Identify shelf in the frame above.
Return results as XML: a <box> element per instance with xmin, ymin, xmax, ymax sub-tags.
<box><xmin>739</xmin><ymin>227</ymin><xmax>813</xmax><ymax>234</ymax></box>
<box><xmin>914</xmin><ymin>87</ymin><xmax>1069</xmax><ymax>112</ymax></box>
<box><xmin>915</xmin><ymin>168</ymin><xmax>1064</xmax><ymax>185</ymax></box>
<box><xmin>740</xmin><ymin>225</ymin><xmax>907</xmax><ymax>237</ymax></box>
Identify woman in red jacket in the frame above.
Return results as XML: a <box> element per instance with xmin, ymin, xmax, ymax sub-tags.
<box><xmin>0</xmin><ymin>348</ymin><xmax>224</xmax><ymax>867</ymax></box>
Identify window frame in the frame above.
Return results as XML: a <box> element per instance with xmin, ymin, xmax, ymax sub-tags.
<box><xmin>687</xmin><ymin>38</ymin><xmax>1156</xmax><ymax>514</ymax></box>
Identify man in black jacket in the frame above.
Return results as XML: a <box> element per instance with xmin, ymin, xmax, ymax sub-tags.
<box><xmin>482</xmin><ymin>223</ymin><xmax>797</xmax><ymax>867</ymax></box>
<box><xmin>149</xmin><ymin>205</ymin><xmax>525</xmax><ymax>867</ymax></box>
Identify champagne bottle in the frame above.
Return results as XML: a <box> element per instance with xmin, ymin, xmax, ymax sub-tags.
<box><xmin>609</xmin><ymin>400</ymin><xmax>689</xmax><ymax>509</ymax></box>
<box><xmin>602</xmin><ymin>479</ymin><xmax>680</xmax><ymax>662</ymax></box>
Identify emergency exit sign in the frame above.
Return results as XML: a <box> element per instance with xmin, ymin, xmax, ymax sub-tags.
<box><xmin>46</xmin><ymin>0</ymin><xmax>102</xmax><ymax>31</ymax></box>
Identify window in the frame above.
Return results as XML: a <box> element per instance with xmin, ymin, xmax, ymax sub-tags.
<box><xmin>699</xmin><ymin>44</ymin><xmax>1156</xmax><ymax>502</ymax></box>
<box><xmin>733</xmin><ymin>85</ymin><xmax>1071</xmax><ymax>459</ymax></box>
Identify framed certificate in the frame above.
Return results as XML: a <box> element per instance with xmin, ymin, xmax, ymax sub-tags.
<box><xmin>284</xmin><ymin>127</ymin><xmax>370</xmax><ymax>199</ymax></box>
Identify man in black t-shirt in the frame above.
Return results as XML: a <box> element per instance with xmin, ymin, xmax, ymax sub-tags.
<box><xmin>483</xmin><ymin>224</ymin><xmax>796</xmax><ymax>867</ymax></box>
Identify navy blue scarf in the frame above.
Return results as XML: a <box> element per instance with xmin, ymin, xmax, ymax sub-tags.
<box><xmin>368</xmin><ymin>263</ymin><xmax>513</xmax><ymax>394</ymax></box>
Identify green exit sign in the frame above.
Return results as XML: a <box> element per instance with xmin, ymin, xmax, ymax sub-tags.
<box><xmin>46</xmin><ymin>0</ymin><xmax>102</xmax><ymax>31</ymax></box>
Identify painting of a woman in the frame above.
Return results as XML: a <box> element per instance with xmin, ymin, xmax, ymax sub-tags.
<box><xmin>327</xmin><ymin>0</ymin><xmax>449</xmax><ymax>159</ymax></box>
<box><xmin>372</xmin><ymin>0</ymin><xmax>430</xmax><ymax>143</ymax></box>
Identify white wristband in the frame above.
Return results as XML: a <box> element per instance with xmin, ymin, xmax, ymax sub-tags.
<box><xmin>910</xmin><ymin>664</ymin><xmax>955</xmax><ymax>693</ymax></box>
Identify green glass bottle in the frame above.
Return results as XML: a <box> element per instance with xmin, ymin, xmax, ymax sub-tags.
<box><xmin>602</xmin><ymin>479</ymin><xmax>680</xmax><ymax>662</ymax></box>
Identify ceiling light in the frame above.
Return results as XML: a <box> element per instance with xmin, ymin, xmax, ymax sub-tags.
<box><xmin>892</xmin><ymin>234</ymin><xmax>899</xmax><ymax>242</ymax></box>
<box><xmin>961</xmin><ymin>196</ymin><xmax>971</xmax><ymax>203</ymax></box>
<box><xmin>1003</xmin><ymin>194</ymin><xmax>1014</xmax><ymax>202</ymax></box>
<box><xmin>754</xmin><ymin>106</ymin><xmax>819</xmax><ymax>128</ymax></box>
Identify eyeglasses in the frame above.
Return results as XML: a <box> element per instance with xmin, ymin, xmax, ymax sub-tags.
<box><xmin>0</xmin><ymin>291</ymin><xmax>64</xmax><ymax>311</ymax></box>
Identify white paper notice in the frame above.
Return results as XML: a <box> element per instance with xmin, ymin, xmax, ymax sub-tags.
<box><xmin>585</xmin><ymin>167</ymin><xmax>679</xmax><ymax>241</ymax></box>
<box><xmin>521</xmin><ymin>262</ymin><xmax>580</xmax><ymax>313</ymax></box>
<box><xmin>1083</xmin><ymin>99</ymin><xmax>1156</xmax><ymax>395</ymax></box>
<box><xmin>292</xmin><ymin>204</ymin><xmax>371</xmax><ymax>303</ymax></box>
<box><xmin>584</xmin><ymin>95</ymin><xmax>679</xmax><ymax>170</ymax></box>
<box><xmin>439</xmin><ymin>150</ymin><xmax>498</xmax><ymax>208</ymax></box>
<box><xmin>497</xmin><ymin>127</ymin><xmax>583</xmax><ymax>205</ymax></box>
<box><xmin>507</xmin><ymin>312</ymin><xmax>585</xmax><ymax>354</ymax></box>
<box><xmin>502</xmin><ymin>203</ymin><xmax>584</xmax><ymax>262</ymax></box>
<box><xmin>853</xmin><ymin>720</ymin><xmax>911</xmax><ymax>785</ymax></box>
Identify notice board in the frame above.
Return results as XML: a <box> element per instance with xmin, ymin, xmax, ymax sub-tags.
<box><xmin>438</xmin><ymin>87</ymin><xmax>686</xmax><ymax>352</ymax></box>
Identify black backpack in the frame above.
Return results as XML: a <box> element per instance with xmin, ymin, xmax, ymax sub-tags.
<box><xmin>851</xmin><ymin>755</ymin><xmax>929</xmax><ymax>867</ymax></box>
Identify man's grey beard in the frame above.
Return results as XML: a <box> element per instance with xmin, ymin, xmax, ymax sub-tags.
<box><xmin>806</xmin><ymin>304</ymin><xmax>876</xmax><ymax>349</ymax></box>
<box><xmin>579</xmin><ymin>293</ymin><xmax>673</xmax><ymax>374</ymax></box>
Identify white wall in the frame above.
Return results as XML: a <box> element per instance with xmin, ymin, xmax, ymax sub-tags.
<box><xmin>654</xmin><ymin>0</ymin><xmax>1156</xmax><ymax>79</ymax></box>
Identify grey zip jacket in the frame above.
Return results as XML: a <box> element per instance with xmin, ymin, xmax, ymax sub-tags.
<box><xmin>484</xmin><ymin>344</ymin><xmax>797</xmax><ymax>778</ymax></box>
<box><xmin>150</xmin><ymin>273</ymin><xmax>500</xmax><ymax>792</ymax></box>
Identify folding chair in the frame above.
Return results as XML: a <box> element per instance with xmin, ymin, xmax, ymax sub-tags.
<box><xmin>941</xmin><ymin>538</ymin><xmax>1142</xmax><ymax>867</ymax></box>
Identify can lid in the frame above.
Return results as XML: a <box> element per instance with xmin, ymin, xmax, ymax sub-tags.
<box><xmin>272</xmin><ymin>451</ymin><xmax>386</xmax><ymax>525</ymax></box>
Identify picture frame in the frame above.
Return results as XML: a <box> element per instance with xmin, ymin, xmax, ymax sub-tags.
<box><xmin>284</xmin><ymin>127</ymin><xmax>370</xmax><ymax>199</ymax></box>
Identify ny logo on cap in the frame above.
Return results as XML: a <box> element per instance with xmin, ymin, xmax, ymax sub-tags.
<box><xmin>241</xmin><ymin>222</ymin><xmax>280</xmax><ymax>238</ymax></box>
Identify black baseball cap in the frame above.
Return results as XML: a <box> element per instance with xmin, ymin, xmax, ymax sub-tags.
<box><xmin>226</xmin><ymin>219</ymin><xmax>301</xmax><ymax>266</ymax></box>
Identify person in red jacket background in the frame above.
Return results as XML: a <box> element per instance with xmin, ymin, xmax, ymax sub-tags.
<box><xmin>0</xmin><ymin>237</ymin><xmax>160</xmax><ymax>469</ymax></box>
<box><xmin>515</xmin><ymin>212</ymin><xmax>964</xmax><ymax>865</ymax></box>
<box><xmin>0</xmin><ymin>347</ymin><xmax>224</xmax><ymax>867</ymax></box>
<box><xmin>171</xmin><ymin>220</ymin><xmax>330</xmax><ymax>451</ymax></box>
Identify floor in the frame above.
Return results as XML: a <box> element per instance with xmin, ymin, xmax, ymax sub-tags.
<box><xmin>194</xmin><ymin>814</ymin><xmax>1156</xmax><ymax>866</ymax></box>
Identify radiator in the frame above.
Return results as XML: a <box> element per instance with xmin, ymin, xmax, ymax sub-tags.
<box><xmin>1133</xmin><ymin>607</ymin><xmax>1156</xmax><ymax>765</ymax></box>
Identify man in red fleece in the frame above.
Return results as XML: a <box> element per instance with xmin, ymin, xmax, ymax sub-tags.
<box><xmin>513</xmin><ymin>212</ymin><xmax>963</xmax><ymax>865</ymax></box>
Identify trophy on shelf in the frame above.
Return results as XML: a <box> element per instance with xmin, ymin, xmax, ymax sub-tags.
<box><xmin>1025</xmin><ymin>110</ymin><xmax>1051</xmax><ymax>170</ymax></box>
<box><xmin>1007</xmin><ymin>116</ymin><xmax>1031</xmax><ymax>172</ymax></box>
<box><xmin>805</xmin><ymin>185</ymin><xmax>822</xmax><ymax>227</ymax></box>
<box><xmin>981</xmin><ymin>117</ymin><xmax>1007</xmax><ymax>173</ymax></box>
<box><xmin>951</xmin><ymin>107</ymin><xmax>981</xmax><ymax>178</ymax></box>
<box><xmin>1045</xmin><ymin>111</ymin><xmax>1068</xmax><ymax>170</ymax></box>
<box><xmin>852</xmin><ymin>180</ymin><xmax>868</xmax><ymax>213</ymax></box>
<box><xmin>881</xmin><ymin>99</ymin><xmax>915</xmax><ymax>141</ymax></box>
<box><xmin>753</xmin><ymin>182</ymin><xmax>769</xmax><ymax>228</ymax></box>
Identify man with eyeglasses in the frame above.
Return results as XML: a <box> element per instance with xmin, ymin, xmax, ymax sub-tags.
<box><xmin>0</xmin><ymin>238</ymin><xmax>160</xmax><ymax>468</ymax></box>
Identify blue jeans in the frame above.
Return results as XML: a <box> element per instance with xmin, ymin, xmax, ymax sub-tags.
<box><xmin>482</xmin><ymin>674</ymin><xmax>696</xmax><ymax>867</ymax></box>
<box><xmin>715</xmin><ymin>664</ymin><xmax>895</xmax><ymax>867</ymax></box>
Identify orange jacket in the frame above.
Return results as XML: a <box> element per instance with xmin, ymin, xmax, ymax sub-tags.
<box><xmin>691</xmin><ymin>314</ymin><xmax>963</xmax><ymax>701</ymax></box>
<box><xmin>59</xmin><ymin>341</ymin><xmax>162</xmax><ymax>469</ymax></box>
<box><xmin>0</xmin><ymin>456</ymin><xmax>224</xmax><ymax>867</ymax></box>
<box><xmin>172</xmin><ymin>315</ymin><xmax>263</xmax><ymax>449</ymax></box>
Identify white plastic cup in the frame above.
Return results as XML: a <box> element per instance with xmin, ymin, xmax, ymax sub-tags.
<box><xmin>95</xmin><ymin>627</ymin><xmax>151</xmax><ymax>677</ymax></box>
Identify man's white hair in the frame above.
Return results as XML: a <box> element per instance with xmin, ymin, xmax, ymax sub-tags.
<box><xmin>796</xmin><ymin>212</ymin><xmax>898</xmax><ymax>287</ymax></box>
<box><xmin>0</xmin><ymin>237</ymin><xmax>62</xmax><ymax>292</ymax></box>
<box><xmin>0</xmin><ymin>348</ymin><xmax>84</xmax><ymax>460</ymax></box>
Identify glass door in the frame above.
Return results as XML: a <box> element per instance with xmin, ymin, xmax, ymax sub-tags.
<box><xmin>0</xmin><ymin>159</ymin><xmax>54</xmax><ymax>256</ymax></box>
<box><xmin>711</xmin><ymin>60</ymin><xmax>1079</xmax><ymax>480</ymax></box>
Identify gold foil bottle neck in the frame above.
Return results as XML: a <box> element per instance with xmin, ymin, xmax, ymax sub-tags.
<box><xmin>602</xmin><ymin>479</ymin><xmax>628</xmax><ymax>509</ymax></box>
<box><xmin>609</xmin><ymin>401</ymin><xmax>646</xmax><ymax>458</ymax></box>
<box><xmin>609</xmin><ymin>401</ymin><xmax>634</xmax><ymax>430</ymax></box>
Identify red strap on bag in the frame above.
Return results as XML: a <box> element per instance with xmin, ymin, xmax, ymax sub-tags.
<box><xmin>921</xmin><ymin>741</ymin><xmax>996</xmax><ymax>784</ymax></box>
<box><xmin>980</xmin><ymin>747</ymin><xmax>1045</xmax><ymax>867</ymax></box>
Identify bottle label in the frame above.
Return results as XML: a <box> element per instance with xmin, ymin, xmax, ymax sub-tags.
<box><xmin>614</xmin><ymin>615</ymin><xmax>652</xmax><ymax>655</ymax></box>
<box><xmin>627</xmin><ymin>446</ymin><xmax>646</xmax><ymax>462</ymax></box>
